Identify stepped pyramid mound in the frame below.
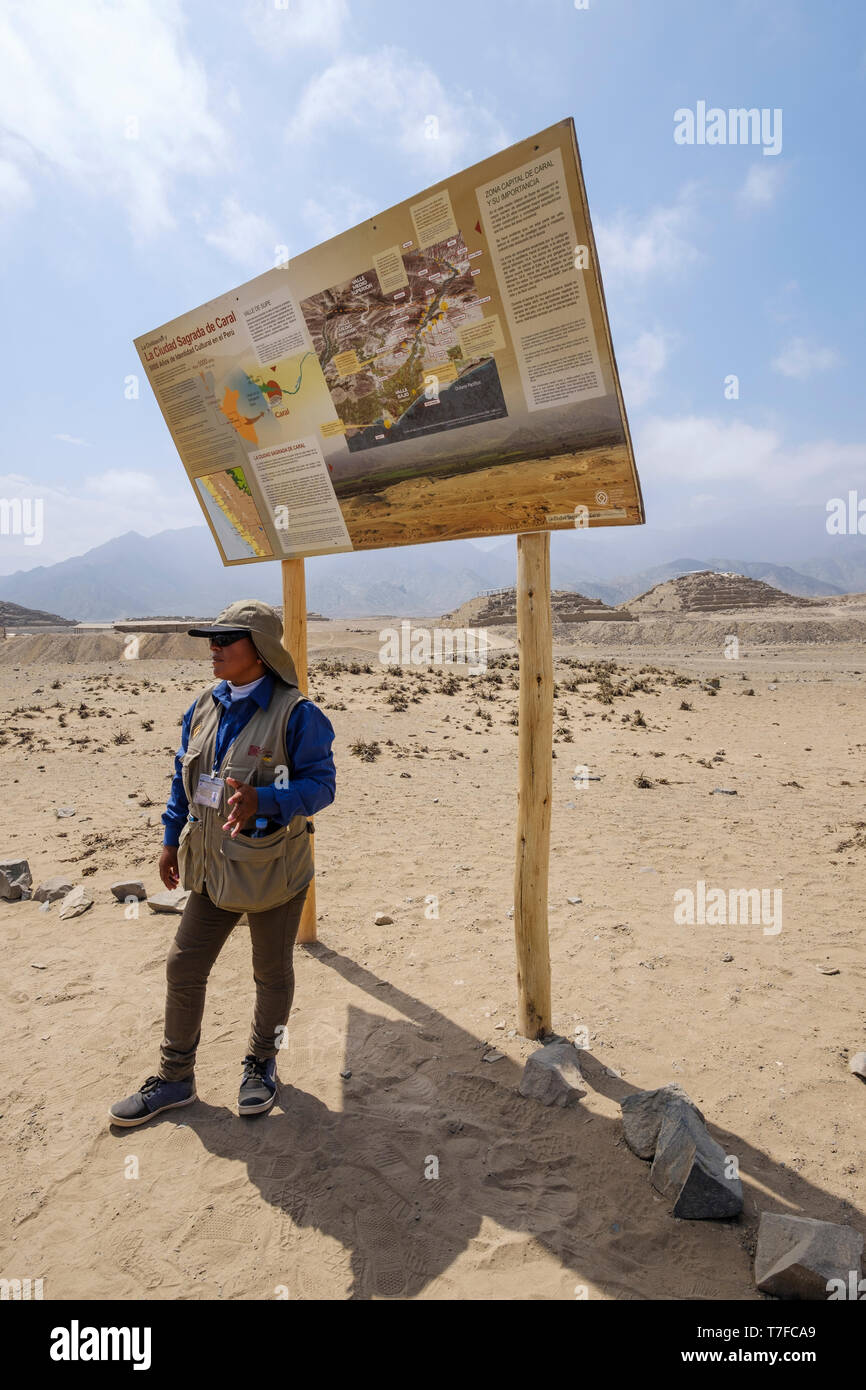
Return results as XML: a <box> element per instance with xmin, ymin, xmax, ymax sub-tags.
<box><xmin>625</xmin><ymin>570</ymin><xmax>816</xmax><ymax>615</ymax></box>
<box><xmin>442</xmin><ymin>588</ymin><xmax>629</xmax><ymax>627</ymax></box>
<box><xmin>0</xmin><ymin>599</ymin><xmax>77</xmax><ymax>627</ymax></box>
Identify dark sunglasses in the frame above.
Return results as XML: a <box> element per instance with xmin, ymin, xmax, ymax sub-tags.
<box><xmin>208</xmin><ymin>631</ymin><xmax>250</xmax><ymax>649</ymax></box>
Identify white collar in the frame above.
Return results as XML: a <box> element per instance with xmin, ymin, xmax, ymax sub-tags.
<box><xmin>227</xmin><ymin>675</ymin><xmax>267</xmax><ymax>702</ymax></box>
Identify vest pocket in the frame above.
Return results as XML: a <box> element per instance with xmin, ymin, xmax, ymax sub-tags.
<box><xmin>215</xmin><ymin>828</ymin><xmax>291</xmax><ymax>912</ymax></box>
<box><xmin>177</xmin><ymin>817</ymin><xmax>204</xmax><ymax>892</ymax></box>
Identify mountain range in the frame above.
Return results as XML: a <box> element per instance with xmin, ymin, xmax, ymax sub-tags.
<box><xmin>1</xmin><ymin>523</ymin><xmax>865</xmax><ymax>622</ymax></box>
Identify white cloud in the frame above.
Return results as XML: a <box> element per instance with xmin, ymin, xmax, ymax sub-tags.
<box><xmin>301</xmin><ymin>190</ymin><xmax>378</xmax><ymax>244</ymax></box>
<box><xmin>738</xmin><ymin>162</ymin><xmax>786</xmax><ymax>208</ymax></box>
<box><xmin>595</xmin><ymin>186</ymin><xmax>702</xmax><ymax>284</ymax></box>
<box><xmin>637</xmin><ymin>414</ymin><xmax>865</xmax><ymax>494</ymax></box>
<box><xmin>771</xmin><ymin>337</ymin><xmax>840</xmax><ymax>379</ymax></box>
<box><xmin>619</xmin><ymin>330</ymin><xmax>668</xmax><ymax>409</ymax></box>
<box><xmin>0</xmin><ymin>155</ymin><xmax>31</xmax><ymax>220</ymax></box>
<box><xmin>289</xmin><ymin>49</ymin><xmax>509</xmax><ymax>174</ymax></box>
<box><xmin>0</xmin><ymin>469</ymin><xmax>200</xmax><ymax>573</ymax></box>
<box><xmin>204</xmin><ymin>197</ymin><xmax>279</xmax><ymax>269</ymax></box>
<box><xmin>244</xmin><ymin>0</ymin><xmax>350</xmax><ymax>52</ymax></box>
<box><xmin>0</xmin><ymin>0</ymin><xmax>227</xmax><ymax>239</ymax></box>
<box><xmin>53</xmin><ymin>433</ymin><xmax>87</xmax><ymax>445</ymax></box>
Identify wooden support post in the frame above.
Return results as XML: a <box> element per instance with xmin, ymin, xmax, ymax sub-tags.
<box><xmin>282</xmin><ymin>557</ymin><xmax>317</xmax><ymax>944</ymax></box>
<box><xmin>513</xmin><ymin>531</ymin><xmax>553</xmax><ymax>1038</ymax></box>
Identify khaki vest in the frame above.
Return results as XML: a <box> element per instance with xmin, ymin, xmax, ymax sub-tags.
<box><xmin>177</xmin><ymin>679</ymin><xmax>314</xmax><ymax>912</ymax></box>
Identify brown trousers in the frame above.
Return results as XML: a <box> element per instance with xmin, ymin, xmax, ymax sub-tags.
<box><xmin>159</xmin><ymin>882</ymin><xmax>309</xmax><ymax>1082</ymax></box>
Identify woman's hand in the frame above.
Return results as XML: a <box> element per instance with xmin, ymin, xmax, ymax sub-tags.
<box><xmin>223</xmin><ymin>778</ymin><xmax>258</xmax><ymax>838</ymax></box>
<box><xmin>159</xmin><ymin>845</ymin><xmax>179</xmax><ymax>890</ymax></box>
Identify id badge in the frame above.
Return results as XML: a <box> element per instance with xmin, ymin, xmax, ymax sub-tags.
<box><xmin>193</xmin><ymin>774</ymin><xmax>225</xmax><ymax>809</ymax></box>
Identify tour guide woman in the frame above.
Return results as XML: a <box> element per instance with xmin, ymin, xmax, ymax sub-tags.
<box><xmin>109</xmin><ymin>600</ymin><xmax>336</xmax><ymax>1127</ymax></box>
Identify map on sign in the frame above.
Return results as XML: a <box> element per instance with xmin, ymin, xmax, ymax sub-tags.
<box><xmin>135</xmin><ymin>120</ymin><xmax>644</xmax><ymax>565</ymax></box>
<box><xmin>300</xmin><ymin>232</ymin><xmax>508</xmax><ymax>453</ymax></box>
<box><xmin>197</xmin><ymin>353</ymin><xmax>322</xmax><ymax>453</ymax></box>
<box><xmin>194</xmin><ymin>466</ymin><xmax>273</xmax><ymax>562</ymax></box>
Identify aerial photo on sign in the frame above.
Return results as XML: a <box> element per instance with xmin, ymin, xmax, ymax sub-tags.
<box><xmin>134</xmin><ymin>119</ymin><xmax>643</xmax><ymax>566</ymax></box>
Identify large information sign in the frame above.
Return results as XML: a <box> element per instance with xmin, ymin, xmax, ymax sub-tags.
<box><xmin>135</xmin><ymin>118</ymin><xmax>643</xmax><ymax>565</ymax></box>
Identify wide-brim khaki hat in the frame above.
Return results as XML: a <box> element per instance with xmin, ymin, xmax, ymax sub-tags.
<box><xmin>188</xmin><ymin>600</ymin><xmax>298</xmax><ymax>688</ymax></box>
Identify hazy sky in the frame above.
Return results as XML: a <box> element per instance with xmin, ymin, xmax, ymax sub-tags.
<box><xmin>0</xmin><ymin>0</ymin><xmax>863</xmax><ymax>574</ymax></box>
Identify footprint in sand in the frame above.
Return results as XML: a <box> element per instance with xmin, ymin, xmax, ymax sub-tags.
<box><xmin>353</xmin><ymin>1206</ymin><xmax>410</xmax><ymax>1298</ymax></box>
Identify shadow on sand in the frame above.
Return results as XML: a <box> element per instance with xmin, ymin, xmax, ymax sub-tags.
<box><xmin>112</xmin><ymin>943</ymin><xmax>863</xmax><ymax>1300</ymax></box>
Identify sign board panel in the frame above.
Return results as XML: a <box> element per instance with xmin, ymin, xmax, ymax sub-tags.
<box><xmin>134</xmin><ymin>118</ymin><xmax>644</xmax><ymax>565</ymax></box>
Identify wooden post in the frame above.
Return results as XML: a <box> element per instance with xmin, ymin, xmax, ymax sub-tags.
<box><xmin>513</xmin><ymin>532</ymin><xmax>553</xmax><ymax>1038</ymax></box>
<box><xmin>281</xmin><ymin>557</ymin><xmax>317</xmax><ymax>943</ymax></box>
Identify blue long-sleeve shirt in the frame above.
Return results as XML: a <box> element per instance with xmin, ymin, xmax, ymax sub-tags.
<box><xmin>162</xmin><ymin>674</ymin><xmax>336</xmax><ymax>848</ymax></box>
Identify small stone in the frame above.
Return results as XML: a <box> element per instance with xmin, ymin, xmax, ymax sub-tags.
<box><xmin>518</xmin><ymin>1041</ymin><xmax>585</xmax><ymax>1106</ymax></box>
<box><xmin>55</xmin><ymin>806</ymin><xmax>76</xmax><ymax>817</ymax></box>
<box><xmin>722</xmin><ymin>952</ymin><xmax>734</xmax><ymax>962</ymax></box>
<box><xmin>494</xmin><ymin>1021</ymin><xmax>506</xmax><ymax>1030</ymax></box>
<box><xmin>0</xmin><ymin>858</ymin><xmax>32</xmax><ymax>901</ymax></box>
<box><xmin>650</xmin><ymin>1102</ymin><xmax>743</xmax><ymax>1218</ymax></box>
<box><xmin>754</xmin><ymin>1212</ymin><xmax>864</xmax><ymax>1299</ymax></box>
<box><xmin>620</xmin><ymin>1083</ymin><xmax>705</xmax><ymax>1160</ymax></box>
<box><xmin>30</xmin><ymin>962</ymin><xmax>47</xmax><ymax>969</ymax></box>
<box><xmin>711</xmin><ymin>788</ymin><xmax>738</xmax><ymax>796</ymax></box>
<box><xmin>146</xmin><ymin>888</ymin><xmax>190</xmax><ymax>914</ymax></box>
<box><xmin>567</xmin><ymin>896</ymin><xmax>581</xmax><ymax>905</ymax></box>
<box><xmin>33</xmin><ymin>874</ymin><xmax>75</xmax><ymax>903</ymax></box>
<box><xmin>110</xmin><ymin>880</ymin><xmax>147</xmax><ymax>902</ymax></box>
<box><xmin>848</xmin><ymin>1052</ymin><xmax>866</xmax><ymax>1079</ymax></box>
<box><xmin>815</xmin><ymin>964</ymin><xmax>839</xmax><ymax>975</ymax></box>
<box><xmin>339</xmin><ymin>1069</ymin><xmax>352</xmax><ymax>1079</ymax></box>
<box><xmin>374</xmin><ymin>912</ymin><xmax>393</xmax><ymax>925</ymax></box>
<box><xmin>39</xmin><ymin>901</ymin><xmax>52</xmax><ymax>914</ymax></box>
<box><xmin>483</xmin><ymin>1049</ymin><xmax>505</xmax><ymax>1063</ymax></box>
<box><xmin>58</xmin><ymin>885</ymin><xmax>94</xmax><ymax>919</ymax></box>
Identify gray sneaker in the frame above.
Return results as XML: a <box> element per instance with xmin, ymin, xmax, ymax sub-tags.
<box><xmin>108</xmin><ymin>1074</ymin><xmax>196</xmax><ymax>1127</ymax></box>
<box><xmin>238</xmin><ymin>1055</ymin><xmax>277</xmax><ymax>1115</ymax></box>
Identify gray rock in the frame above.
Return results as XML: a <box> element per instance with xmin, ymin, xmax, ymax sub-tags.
<box><xmin>518</xmin><ymin>1041</ymin><xmax>586</xmax><ymax>1107</ymax></box>
<box><xmin>58</xmin><ymin>885</ymin><xmax>94</xmax><ymax>919</ymax></box>
<box><xmin>147</xmin><ymin>888</ymin><xmax>190</xmax><ymax>914</ymax></box>
<box><xmin>621</xmin><ymin>1084</ymin><xmax>705</xmax><ymax>1160</ymax></box>
<box><xmin>755</xmin><ymin>1212</ymin><xmax>864</xmax><ymax>1300</ymax></box>
<box><xmin>650</xmin><ymin>1101</ymin><xmax>743</xmax><ymax>1218</ymax></box>
<box><xmin>55</xmin><ymin>806</ymin><xmax>76</xmax><ymax>818</ymax></box>
<box><xmin>110</xmin><ymin>880</ymin><xmax>147</xmax><ymax>902</ymax></box>
<box><xmin>849</xmin><ymin>1052</ymin><xmax>866</xmax><ymax>1079</ymax></box>
<box><xmin>0</xmin><ymin>858</ymin><xmax>32</xmax><ymax>901</ymax></box>
<box><xmin>374</xmin><ymin>912</ymin><xmax>393</xmax><ymax>925</ymax></box>
<box><xmin>33</xmin><ymin>874</ymin><xmax>75</xmax><ymax>903</ymax></box>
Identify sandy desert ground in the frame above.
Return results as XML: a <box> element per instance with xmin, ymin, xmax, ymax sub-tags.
<box><xmin>0</xmin><ymin>614</ymin><xmax>864</xmax><ymax>1301</ymax></box>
